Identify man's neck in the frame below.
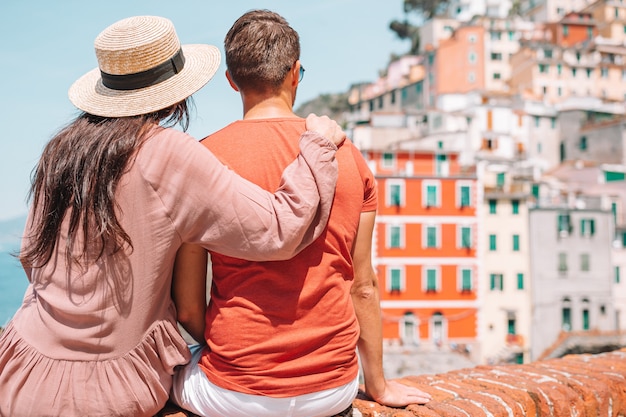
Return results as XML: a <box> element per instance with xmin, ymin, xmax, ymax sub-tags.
<box><xmin>241</xmin><ymin>91</ymin><xmax>298</xmax><ymax>120</ymax></box>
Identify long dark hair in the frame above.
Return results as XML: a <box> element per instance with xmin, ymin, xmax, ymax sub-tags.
<box><xmin>20</xmin><ymin>100</ymin><xmax>192</xmax><ymax>268</ymax></box>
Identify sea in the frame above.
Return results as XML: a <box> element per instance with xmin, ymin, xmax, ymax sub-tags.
<box><xmin>0</xmin><ymin>248</ymin><xmax>28</xmax><ymax>327</ymax></box>
<box><xmin>0</xmin><ymin>215</ymin><xmax>29</xmax><ymax>326</ymax></box>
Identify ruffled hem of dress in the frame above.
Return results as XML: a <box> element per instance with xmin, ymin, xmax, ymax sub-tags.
<box><xmin>0</xmin><ymin>319</ymin><xmax>191</xmax><ymax>417</ymax></box>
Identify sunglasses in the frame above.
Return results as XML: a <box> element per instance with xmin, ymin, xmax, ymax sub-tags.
<box><xmin>299</xmin><ymin>65</ymin><xmax>305</xmax><ymax>82</ymax></box>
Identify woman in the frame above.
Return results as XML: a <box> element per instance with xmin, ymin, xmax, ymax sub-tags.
<box><xmin>0</xmin><ymin>15</ymin><xmax>344</xmax><ymax>417</ymax></box>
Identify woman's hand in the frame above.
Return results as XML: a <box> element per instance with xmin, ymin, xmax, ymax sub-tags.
<box><xmin>305</xmin><ymin>114</ymin><xmax>346</xmax><ymax>147</ymax></box>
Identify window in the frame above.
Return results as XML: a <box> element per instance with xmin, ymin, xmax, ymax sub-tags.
<box><xmin>378</xmin><ymin>96</ymin><xmax>383</xmax><ymax>109</ymax></box>
<box><xmin>534</xmin><ymin>116</ymin><xmax>540</xmax><ymax>127</ymax></box>
<box><xmin>580</xmin><ymin>136</ymin><xmax>587</xmax><ymax>150</ymax></box>
<box><xmin>491</xmin><ymin>52</ymin><xmax>502</xmax><ymax>61</ymax></box>
<box><xmin>459</xmin><ymin>185</ymin><xmax>471</xmax><ymax>207</ymax></box>
<box><xmin>424</xmin><ymin>268</ymin><xmax>438</xmax><ymax>292</ymax></box>
<box><xmin>544</xmin><ymin>49</ymin><xmax>553</xmax><ymax>58</ymax></box>
<box><xmin>489</xmin><ymin>234</ymin><xmax>497</xmax><ymax>251</ymax></box>
<box><xmin>460</xmin><ymin>226</ymin><xmax>472</xmax><ymax>249</ymax></box>
<box><xmin>562</xmin><ymin>307</ymin><xmax>572</xmax><ymax>331</ymax></box>
<box><xmin>490</xmin><ymin>273</ymin><xmax>503</xmax><ymax>291</ymax></box>
<box><xmin>489</xmin><ymin>199</ymin><xmax>497</xmax><ymax>214</ymax></box>
<box><xmin>388</xmin><ymin>225</ymin><xmax>402</xmax><ymax>248</ymax></box>
<box><xmin>563</xmin><ymin>25</ymin><xmax>569</xmax><ymax>36</ymax></box>
<box><xmin>557</xmin><ymin>64</ymin><xmax>562</xmax><ymax>75</ymax></box>
<box><xmin>517</xmin><ymin>273</ymin><xmax>524</xmax><ymax>290</ymax></box>
<box><xmin>382</xmin><ymin>152</ymin><xmax>395</xmax><ymax>168</ymax></box>
<box><xmin>493</xmin><ymin>72</ymin><xmax>501</xmax><ymax>80</ymax></box>
<box><xmin>513</xmin><ymin>234</ymin><xmax>520</xmax><ymax>251</ymax></box>
<box><xmin>507</xmin><ymin>318</ymin><xmax>516</xmax><ymax>335</ymax></box>
<box><xmin>424</xmin><ymin>183</ymin><xmax>439</xmax><ymax>207</ymax></box>
<box><xmin>582</xmin><ymin>308</ymin><xmax>590</xmax><ymax>330</ymax></box>
<box><xmin>390</xmin><ymin>90</ymin><xmax>396</xmax><ymax>104</ymax></box>
<box><xmin>400</xmin><ymin>313</ymin><xmax>418</xmax><ymax>344</ymax></box>
<box><xmin>497</xmin><ymin>172</ymin><xmax>505</xmax><ymax>188</ymax></box>
<box><xmin>616</xmin><ymin>266</ymin><xmax>621</xmax><ymax>283</ymax></box>
<box><xmin>581</xmin><ymin>253</ymin><xmax>590</xmax><ymax>271</ymax></box>
<box><xmin>460</xmin><ymin>268</ymin><xmax>472</xmax><ymax>292</ymax></box>
<box><xmin>490</xmin><ymin>31</ymin><xmax>501</xmax><ymax>40</ymax></box>
<box><xmin>551</xmin><ymin>117</ymin><xmax>556</xmax><ymax>129</ymax></box>
<box><xmin>468</xmin><ymin>52</ymin><xmax>477</xmax><ymax>64</ymax></box>
<box><xmin>587</xmin><ymin>26</ymin><xmax>593</xmax><ymax>39</ymax></box>
<box><xmin>558</xmin><ymin>213</ymin><xmax>572</xmax><ymax>236</ymax></box>
<box><xmin>586</xmin><ymin>68</ymin><xmax>593</xmax><ymax>78</ymax></box>
<box><xmin>601</xmin><ymin>67</ymin><xmax>609</xmax><ymax>78</ymax></box>
<box><xmin>388</xmin><ymin>267</ymin><xmax>403</xmax><ymax>292</ymax></box>
<box><xmin>572</xmin><ymin>68</ymin><xmax>577</xmax><ymax>77</ymax></box>
<box><xmin>539</xmin><ymin>64</ymin><xmax>549</xmax><ymax>73</ymax></box>
<box><xmin>580</xmin><ymin>218</ymin><xmax>595</xmax><ymax>237</ymax></box>
<box><xmin>512</xmin><ymin>199</ymin><xmax>520</xmax><ymax>214</ymax></box>
<box><xmin>435</xmin><ymin>154</ymin><xmax>448</xmax><ymax>176</ymax></box>
<box><xmin>558</xmin><ymin>252</ymin><xmax>568</xmax><ymax>272</ymax></box>
<box><xmin>425</xmin><ymin>225</ymin><xmax>438</xmax><ymax>248</ymax></box>
<box><xmin>388</xmin><ymin>183</ymin><xmax>402</xmax><ymax>207</ymax></box>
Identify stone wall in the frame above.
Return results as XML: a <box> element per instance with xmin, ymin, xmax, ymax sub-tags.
<box><xmin>354</xmin><ymin>348</ymin><xmax>626</xmax><ymax>417</ymax></box>
<box><xmin>159</xmin><ymin>347</ymin><xmax>626</xmax><ymax>417</ymax></box>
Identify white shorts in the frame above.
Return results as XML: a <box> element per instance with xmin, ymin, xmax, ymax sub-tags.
<box><xmin>171</xmin><ymin>345</ymin><xmax>359</xmax><ymax>417</ymax></box>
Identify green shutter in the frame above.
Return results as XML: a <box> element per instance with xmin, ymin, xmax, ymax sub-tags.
<box><xmin>391</xmin><ymin>269</ymin><xmax>401</xmax><ymax>291</ymax></box>
<box><xmin>390</xmin><ymin>226</ymin><xmax>400</xmax><ymax>248</ymax></box>
<box><xmin>460</xmin><ymin>186</ymin><xmax>470</xmax><ymax>207</ymax></box>
<box><xmin>461</xmin><ymin>227</ymin><xmax>471</xmax><ymax>248</ymax></box>
<box><xmin>462</xmin><ymin>269</ymin><xmax>472</xmax><ymax>290</ymax></box>
<box><xmin>512</xmin><ymin>200</ymin><xmax>519</xmax><ymax>214</ymax></box>
<box><xmin>427</xmin><ymin>226</ymin><xmax>437</xmax><ymax>248</ymax></box>
<box><xmin>605</xmin><ymin>171</ymin><xmax>626</xmax><ymax>182</ymax></box>
<box><xmin>427</xmin><ymin>185</ymin><xmax>437</xmax><ymax>206</ymax></box>
<box><xmin>517</xmin><ymin>273</ymin><xmax>524</xmax><ymax>289</ymax></box>
<box><xmin>427</xmin><ymin>269</ymin><xmax>437</xmax><ymax>291</ymax></box>
<box><xmin>489</xmin><ymin>234</ymin><xmax>497</xmax><ymax>251</ymax></box>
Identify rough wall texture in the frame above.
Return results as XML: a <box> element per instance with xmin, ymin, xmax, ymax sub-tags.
<box><xmin>158</xmin><ymin>348</ymin><xmax>626</xmax><ymax>417</ymax></box>
<box><xmin>354</xmin><ymin>348</ymin><xmax>626</xmax><ymax>417</ymax></box>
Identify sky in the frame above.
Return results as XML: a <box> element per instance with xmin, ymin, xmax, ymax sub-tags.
<box><xmin>0</xmin><ymin>0</ymin><xmax>412</xmax><ymax>221</ymax></box>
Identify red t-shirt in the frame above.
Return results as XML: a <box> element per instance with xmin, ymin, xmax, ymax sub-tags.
<box><xmin>199</xmin><ymin>118</ymin><xmax>377</xmax><ymax>397</ymax></box>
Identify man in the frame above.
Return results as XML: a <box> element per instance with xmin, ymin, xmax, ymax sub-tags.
<box><xmin>171</xmin><ymin>10</ymin><xmax>431</xmax><ymax>417</ymax></box>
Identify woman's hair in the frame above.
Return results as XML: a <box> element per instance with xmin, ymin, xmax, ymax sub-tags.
<box><xmin>20</xmin><ymin>99</ymin><xmax>192</xmax><ymax>268</ymax></box>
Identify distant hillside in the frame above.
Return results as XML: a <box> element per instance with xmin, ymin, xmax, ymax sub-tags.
<box><xmin>295</xmin><ymin>92</ymin><xmax>351</xmax><ymax>128</ymax></box>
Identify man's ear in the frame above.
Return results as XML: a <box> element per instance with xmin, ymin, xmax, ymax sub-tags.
<box><xmin>291</xmin><ymin>60</ymin><xmax>301</xmax><ymax>87</ymax></box>
<box><xmin>225</xmin><ymin>70</ymin><xmax>240</xmax><ymax>92</ymax></box>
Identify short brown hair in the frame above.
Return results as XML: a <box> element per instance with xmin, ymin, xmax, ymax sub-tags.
<box><xmin>224</xmin><ymin>9</ymin><xmax>300</xmax><ymax>93</ymax></box>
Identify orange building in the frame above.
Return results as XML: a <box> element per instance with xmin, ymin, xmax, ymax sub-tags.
<box><xmin>364</xmin><ymin>148</ymin><xmax>479</xmax><ymax>349</ymax></box>
<box><xmin>436</xmin><ymin>25</ymin><xmax>486</xmax><ymax>95</ymax></box>
<box><xmin>546</xmin><ymin>12</ymin><xmax>596</xmax><ymax>47</ymax></box>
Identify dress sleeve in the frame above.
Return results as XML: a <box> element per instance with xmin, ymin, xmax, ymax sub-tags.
<box><xmin>138</xmin><ymin>128</ymin><xmax>338</xmax><ymax>261</ymax></box>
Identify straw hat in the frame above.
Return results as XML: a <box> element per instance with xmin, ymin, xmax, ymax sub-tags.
<box><xmin>68</xmin><ymin>15</ymin><xmax>220</xmax><ymax>117</ymax></box>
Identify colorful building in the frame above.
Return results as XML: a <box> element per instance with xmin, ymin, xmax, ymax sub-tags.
<box><xmin>363</xmin><ymin>148</ymin><xmax>480</xmax><ymax>357</ymax></box>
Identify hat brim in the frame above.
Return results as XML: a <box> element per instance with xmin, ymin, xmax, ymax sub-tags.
<box><xmin>68</xmin><ymin>44</ymin><xmax>221</xmax><ymax>118</ymax></box>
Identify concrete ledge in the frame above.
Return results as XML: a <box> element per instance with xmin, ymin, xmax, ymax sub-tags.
<box><xmin>353</xmin><ymin>348</ymin><xmax>626</xmax><ymax>417</ymax></box>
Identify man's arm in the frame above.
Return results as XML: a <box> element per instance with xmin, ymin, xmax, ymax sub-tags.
<box><xmin>172</xmin><ymin>243</ymin><xmax>208</xmax><ymax>344</ymax></box>
<box><xmin>351</xmin><ymin>210</ymin><xmax>432</xmax><ymax>406</ymax></box>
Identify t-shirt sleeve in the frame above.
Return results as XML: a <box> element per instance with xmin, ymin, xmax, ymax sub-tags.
<box><xmin>350</xmin><ymin>142</ymin><xmax>378</xmax><ymax>212</ymax></box>
<box><xmin>137</xmin><ymin>128</ymin><xmax>337</xmax><ymax>261</ymax></box>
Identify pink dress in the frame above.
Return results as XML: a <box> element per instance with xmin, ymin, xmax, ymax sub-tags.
<box><xmin>0</xmin><ymin>127</ymin><xmax>337</xmax><ymax>417</ymax></box>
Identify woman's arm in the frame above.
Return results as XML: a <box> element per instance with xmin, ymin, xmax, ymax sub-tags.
<box><xmin>142</xmin><ymin>115</ymin><xmax>343</xmax><ymax>261</ymax></box>
<box><xmin>172</xmin><ymin>243</ymin><xmax>208</xmax><ymax>344</ymax></box>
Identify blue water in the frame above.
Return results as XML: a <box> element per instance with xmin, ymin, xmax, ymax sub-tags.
<box><xmin>0</xmin><ymin>248</ymin><xmax>28</xmax><ymax>326</ymax></box>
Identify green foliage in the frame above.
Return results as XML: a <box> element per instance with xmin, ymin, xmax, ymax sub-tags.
<box><xmin>388</xmin><ymin>0</ymin><xmax>451</xmax><ymax>55</ymax></box>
